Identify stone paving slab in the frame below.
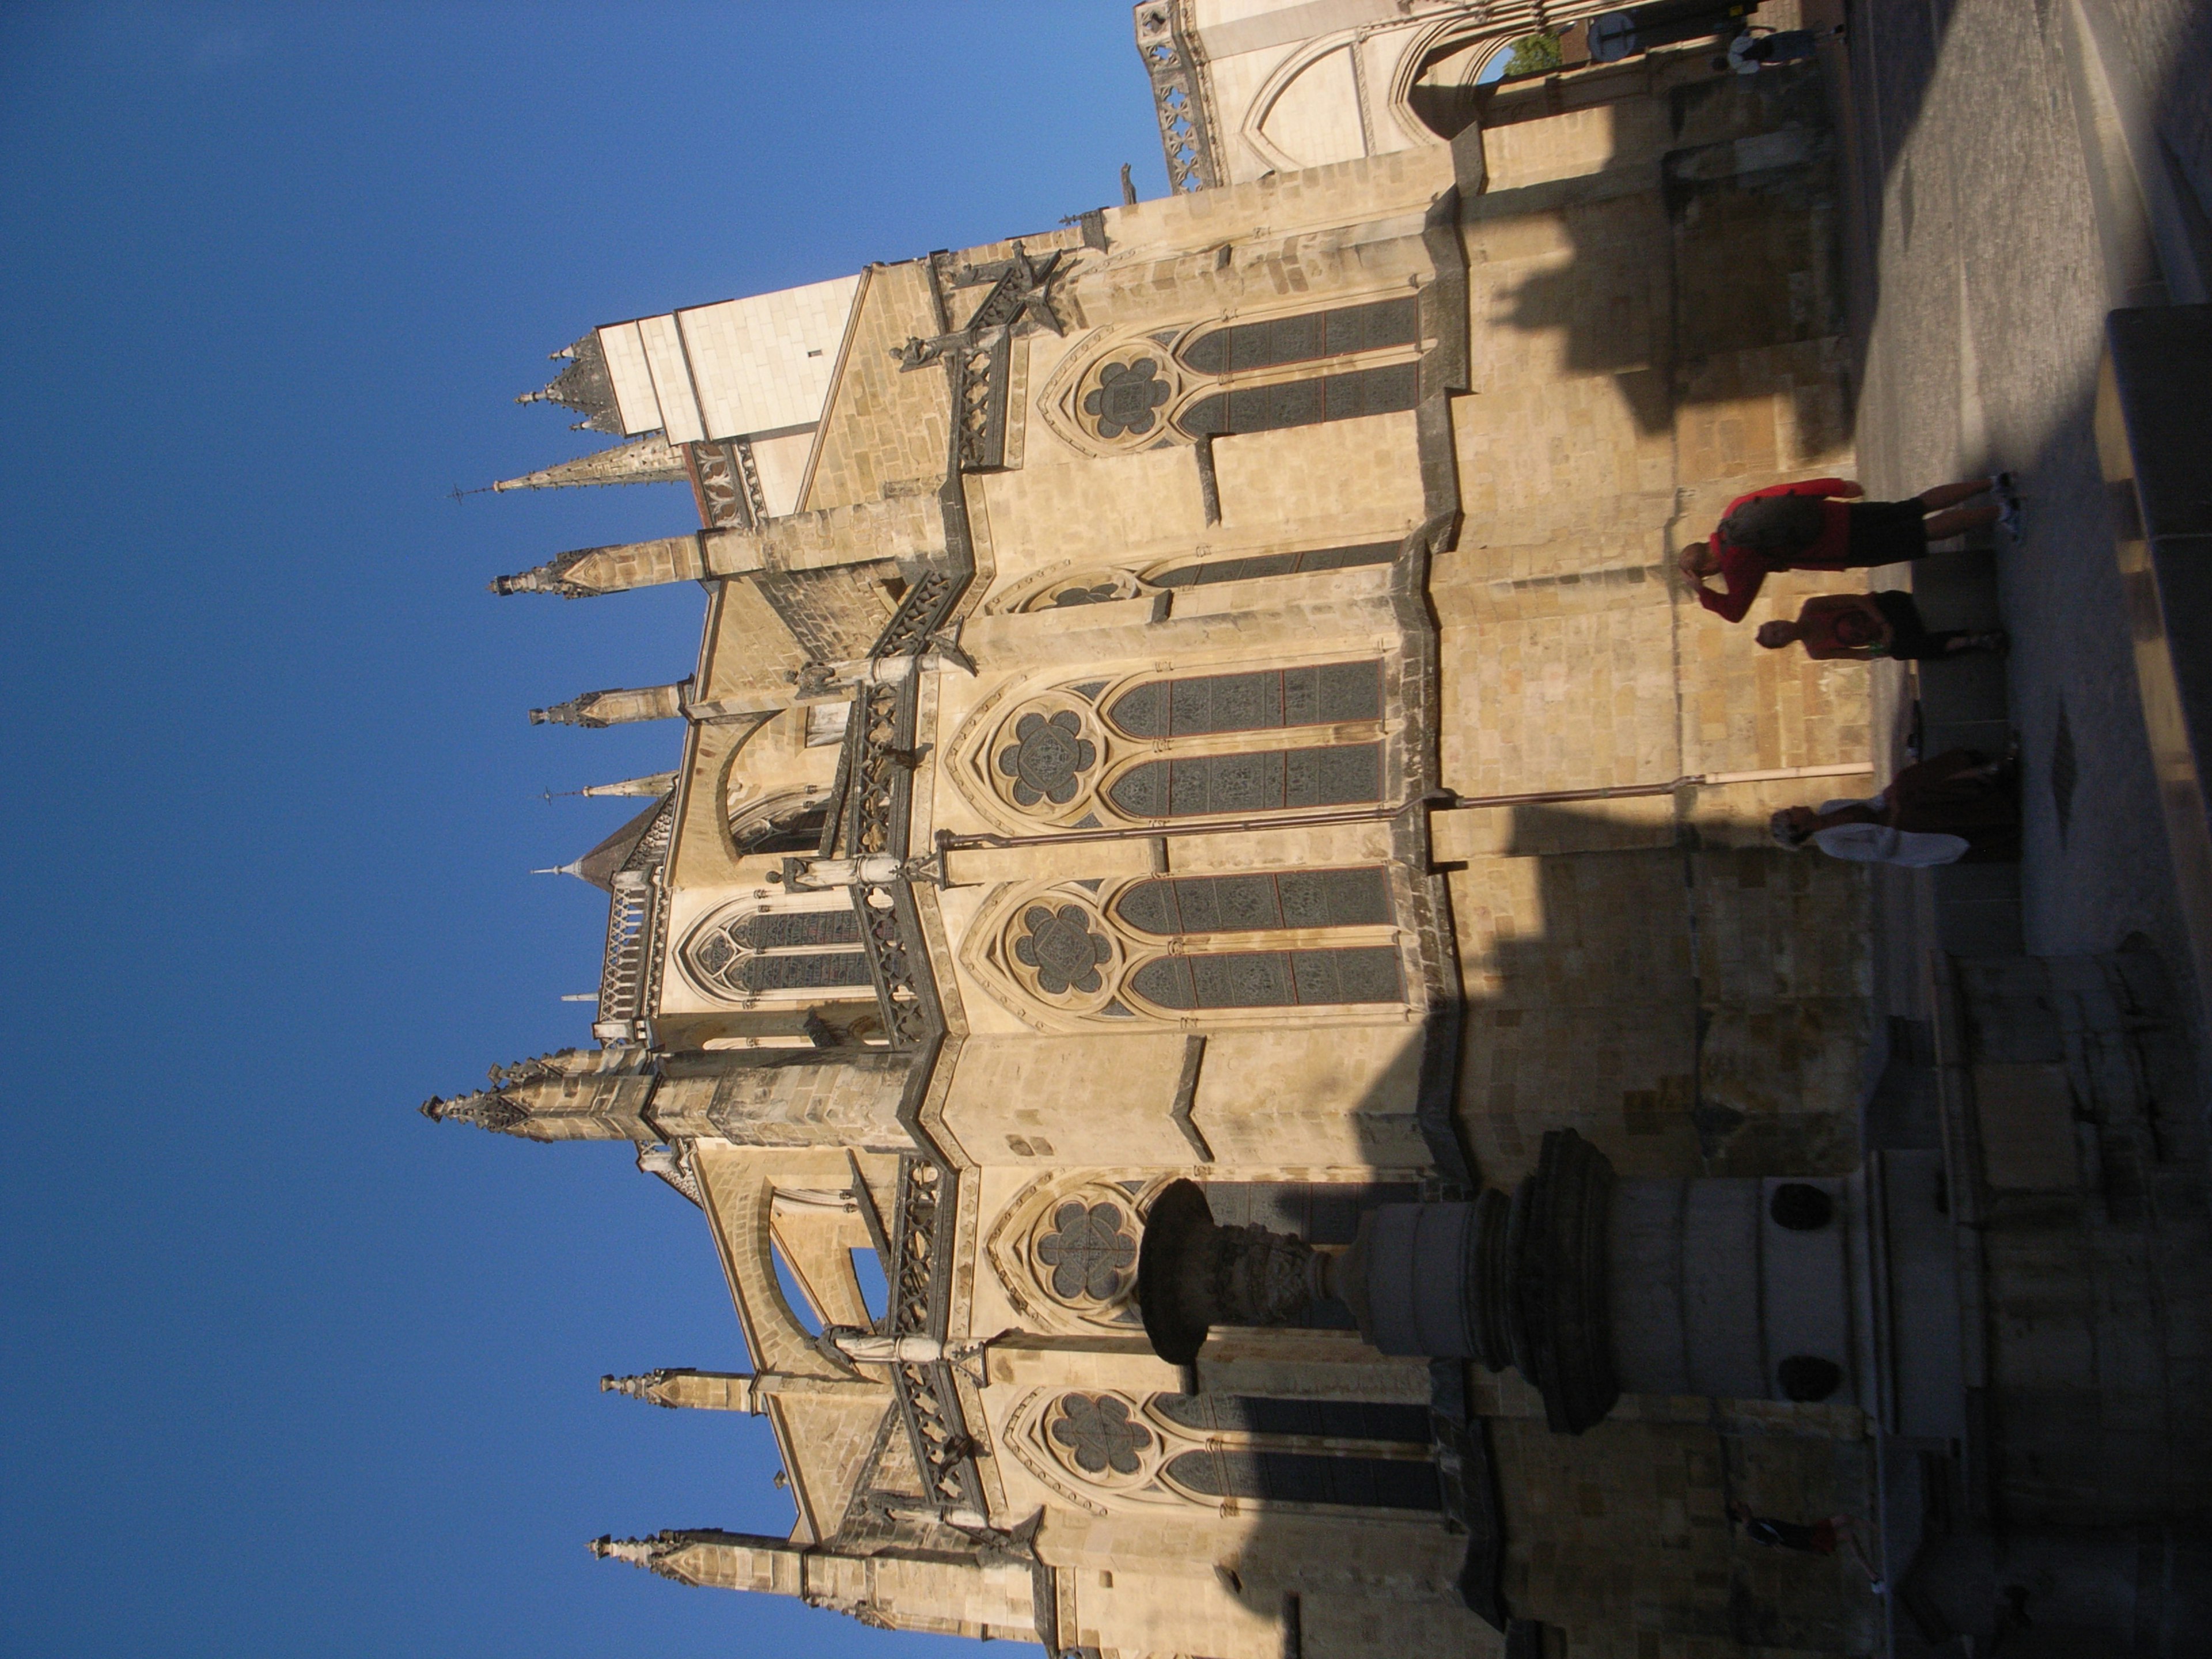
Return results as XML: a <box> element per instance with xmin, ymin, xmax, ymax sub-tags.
<box><xmin>1834</xmin><ymin>0</ymin><xmax>2212</xmax><ymax>1102</ymax></box>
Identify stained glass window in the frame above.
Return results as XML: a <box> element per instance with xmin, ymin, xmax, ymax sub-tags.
<box><xmin>1177</xmin><ymin>298</ymin><xmax>1422</xmax><ymax>377</ymax></box>
<box><xmin>1107</xmin><ymin>661</ymin><xmax>1382</xmax><ymax>738</ymax></box>
<box><xmin>1165</xmin><ymin>1448</ymin><xmax>1440</xmax><ymax>1510</ymax></box>
<box><xmin>1126</xmin><ymin>946</ymin><xmax>1402</xmax><ymax>1010</ymax></box>
<box><xmin>1178</xmin><ymin>364</ymin><xmax>1421</xmax><ymax>438</ymax></box>
<box><xmin>685</xmin><ymin>906</ymin><xmax>870</xmax><ymax>999</ymax></box>
<box><xmin>1149</xmin><ymin>541</ymin><xmax>1399</xmax><ymax>588</ymax></box>
<box><xmin>1105</xmin><ymin>744</ymin><xmax>1383</xmax><ymax>820</ymax></box>
<box><xmin>1151</xmin><ymin>1393</ymin><xmax>1431</xmax><ymax>1444</ymax></box>
<box><xmin>1113</xmin><ymin>868</ymin><xmax>1392</xmax><ymax>936</ymax></box>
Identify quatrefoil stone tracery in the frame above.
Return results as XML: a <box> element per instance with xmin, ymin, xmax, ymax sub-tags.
<box><xmin>997</xmin><ymin>711</ymin><xmax>1096</xmax><ymax>808</ymax></box>
<box><xmin>1035</xmin><ymin>1200</ymin><xmax>1137</xmax><ymax>1301</ymax></box>
<box><xmin>1082</xmin><ymin>357</ymin><xmax>1171</xmax><ymax>440</ymax></box>
<box><xmin>1014</xmin><ymin>905</ymin><xmax>1112</xmax><ymax>997</ymax></box>
<box><xmin>1051</xmin><ymin>1393</ymin><xmax>1153</xmax><ymax>1477</ymax></box>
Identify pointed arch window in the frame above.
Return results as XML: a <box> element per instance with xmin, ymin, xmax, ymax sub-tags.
<box><xmin>684</xmin><ymin>905</ymin><xmax>870</xmax><ymax>1001</ymax></box>
<box><xmin>1164</xmin><ymin>1447</ymin><xmax>1441</xmax><ymax>1511</ymax></box>
<box><xmin>1105</xmin><ymin>745</ymin><xmax>1383</xmax><ymax>820</ymax></box>
<box><xmin>1113</xmin><ymin>868</ymin><xmax>1392</xmax><ymax>937</ymax></box>
<box><xmin>1150</xmin><ymin>1392</ymin><xmax>1431</xmax><ymax>1443</ymax></box>
<box><xmin>1179</xmin><ymin>365</ymin><xmax>1421</xmax><ymax>438</ymax></box>
<box><xmin>1169</xmin><ymin>297</ymin><xmax>1424</xmax><ymax>439</ymax></box>
<box><xmin>1106</xmin><ymin>660</ymin><xmax>1382</xmax><ymax>740</ymax></box>
<box><xmin>1127</xmin><ymin>946</ymin><xmax>1402</xmax><ymax>1010</ymax></box>
<box><xmin>1147</xmin><ymin>540</ymin><xmax>1399</xmax><ymax>589</ymax></box>
<box><xmin>1177</xmin><ymin>297</ymin><xmax>1422</xmax><ymax>377</ymax></box>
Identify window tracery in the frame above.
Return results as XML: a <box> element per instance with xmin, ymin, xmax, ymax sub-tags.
<box><xmin>962</xmin><ymin>659</ymin><xmax>1389</xmax><ymax>836</ymax></box>
<box><xmin>1035</xmin><ymin>1200</ymin><xmax>1139</xmax><ymax>1302</ymax></box>
<box><xmin>726</xmin><ymin>789</ymin><xmax>832</xmax><ymax>858</ymax></box>
<box><xmin>1007</xmin><ymin>540</ymin><xmax>1400</xmax><ymax>615</ymax></box>
<box><xmin>1010</xmin><ymin>1385</ymin><xmax>1443</xmax><ymax>1517</ymax></box>
<box><xmin>678</xmin><ymin>899</ymin><xmax>872</xmax><ymax>1004</ymax></box>
<box><xmin>1114</xmin><ymin>868</ymin><xmax>1393</xmax><ymax>936</ymax></box>
<box><xmin>983</xmin><ymin>1175</ymin><xmax>1168</xmax><ymax>1336</ymax></box>
<box><xmin>1103</xmin><ymin>744</ymin><xmax>1384</xmax><ymax>820</ymax></box>
<box><xmin>1039</xmin><ymin>299</ymin><xmax>1427</xmax><ymax>457</ymax></box>
<box><xmin>959</xmin><ymin>866</ymin><xmax>1408</xmax><ymax>1030</ymax></box>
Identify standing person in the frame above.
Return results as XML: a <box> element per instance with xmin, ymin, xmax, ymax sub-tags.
<box><xmin>1770</xmin><ymin>748</ymin><xmax>2020</xmax><ymax>867</ymax></box>
<box><xmin>1754</xmin><ymin>590</ymin><xmax>2005</xmax><ymax>662</ymax></box>
<box><xmin>1681</xmin><ymin>476</ymin><xmax>2004</xmax><ymax>623</ymax></box>
<box><xmin>1715</xmin><ymin>24</ymin><xmax>1844</xmax><ymax>74</ymax></box>
<box><xmin>1728</xmin><ymin>1499</ymin><xmax>1886</xmax><ymax>1592</ymax></box>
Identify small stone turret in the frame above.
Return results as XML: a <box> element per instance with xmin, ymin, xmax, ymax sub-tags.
<box><xmin>493</xmin><ymin>524</ymin><xmax>772</xmax><ymax>598</ymax></box>
<box><xmin>602</xmin><ymin>1369</ymin><xmax>762</xmax><ymax>1411</ymax></box>
<box><xmin>529</xmin><ymin>681</ymin><xmax>691</xmax><ymax>728</ymax></box>
<box><xmin>419</xmin><ymin>1047</ymin><xmax>656</xmax><ymax>1142</ymax></box>
<box><xmin>600</xmin><ymin>1368</ymin><xmax>881</xmax><ymax>1410</ymax></box>
<box><xmin>589</xmin><ymin>1529</ymin><xmax>1044</xmax><ymax>1641</ymax></box>
<box><xmin>493</xmin><ymin>536</ymin><xmax>709</xmax><ymax>598</ymax></box>
<box><xmin>421</xmin><ymin>1048</ymin><xmax>917</xmax><ymax>1152</ymax></box>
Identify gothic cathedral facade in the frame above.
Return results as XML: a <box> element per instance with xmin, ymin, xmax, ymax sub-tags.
<box><xmin>429</xmin><ymin>5</ymin><xmax>1889</xmax><ymax>1653</ymax></box>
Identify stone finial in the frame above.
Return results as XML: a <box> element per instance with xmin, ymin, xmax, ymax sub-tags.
<box><xmin>490</xmin><ymin>559</ymin><xmax>582</xmax><ymax>597</ymax></box>
<box><xmin>589</xmin><ymin>1535</ymin><xmax>662</xmax><ymax>1567</ymax></box>
<box><xmin>418</xmin><ymin>1091</ymin><xmax>529</xmax><ymax>1133</ymax></box>
<box><xmin>636</xmin><ymin>1144</ymin><xmax>703</xmax><ymax>1206</ymax></box>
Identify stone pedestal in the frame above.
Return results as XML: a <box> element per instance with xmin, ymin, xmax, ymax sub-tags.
<box><xmin>1135</xmin><ymin>1130</ymin><xmax>1858</xmax><ymax>1434</ymax></box>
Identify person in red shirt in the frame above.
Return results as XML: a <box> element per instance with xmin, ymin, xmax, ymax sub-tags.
<box><xmin>1754</xmin><ymin>590</ymin><xmax>2005</xmax><ymax>660</ymax></box>
<box><xmin>1681</xmin><ymin>476</ymin><xmax>2007</xmax><ymax>623</ymax></box>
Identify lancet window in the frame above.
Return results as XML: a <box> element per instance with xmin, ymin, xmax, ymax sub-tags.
<box><xmin>681</xmin><ymin>903</ymin><xmax>870</xmax><ymax>1002</ymax></box>
<box><xmin>1113</xmin><ymin>868</ymin><xmax>1393</xmax><ymax>936</ymax></box>
<box><xmin>1021</xmin><ymin>540</ymin><xmax>1400</xmax><ymax>612</ymax></box>
<box><xmin>1052</xmin><ymin>298</ymin><xmax>1427</xmax><ymax>454</ymax></box>
<box><xmin>967</xmin><ymin>658</ymin><xmax>1392</xmax><ymax>835</ymax></box>
<box><xmin>967</xmin><ymin>867</ymin><xmax>1408</xmax><ymax>1026</ymax></box>
<box><xmin>1025</xmin><ymin>1385</ymin><xmax>1441</xmax><ymax>1516</ymax></box>
<box><xmin>1104</xmin><ymin>746</ymin><xmax>1384</xmax><ymax>820</ymax></box>
<box><xmin>1105</xmin><ymin>660</ymin><xmax>1382</xmax><ymax>738</ymax></box>
<box><xmin>1162</xmin><ymin>1446</ymin><xmax>1442</xmax><ymax>1511</ymax></box>
<box><xmin>1178</xmin><ymin>365</ymin><xmax>1421</xmax><ymax>438</ymax></box>
<box><xmin>1125</xmin><ymin>945</ymin><xmax>1402</xmax><ymax>1010</ymax></box>
<box><xmin>1176</xmin><ymin>297</ymin><xmax>1422</xmax><ymax>376</ymax></box>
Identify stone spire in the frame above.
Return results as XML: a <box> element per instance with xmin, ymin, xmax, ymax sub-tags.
<box><xmin>418</xmin><ymin>1047</ymin><xmax>656</xmax><ymax>1142</ymax></box>
<box><xmin>518</xmin><ymin>334</ymin><xmax>625</xmax><ymax>434</ymax></box>
<box><xmin>600</xmin><ymin>1368</ymin><xmax>881</xmax><ymax>1410</ymax></box>
<box><xmin>588</xmin><ymin>1529</ymin><xmax>1046</xmax><ymax>1637</ymax></box>
<box><xmin>581</xmin><ymin>772</ymin><xmax>678</xmax><ymax>798</ymax></box>
<box><xmin>534</xmin><ymin>798</ymin><xmax>670</xmax><ymax>892</ymax></box>
<box><xmin>492</xmin><ymin>537</ymin><xmax>710</xmax><ymax>599</ymax></box>
<box><xmin>601</xmin><ymin>1369</ymin><xmax>762</xmax><ymax>1412</ymax></box>
<box><xmin>529</xmin><ymin>681</ymin><xmax>691</xmax><ymax>727</ymax></box>
<box><xmin>492</xmin><ymin>434</ymin><xmax>687</xmax><ymax>493</ymax></box>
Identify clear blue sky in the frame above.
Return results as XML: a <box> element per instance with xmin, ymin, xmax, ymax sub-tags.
<box><xmin>0</xmin><ymin>8</ymin><xmax>1160</xmax><ymax>1655</ymax></box>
